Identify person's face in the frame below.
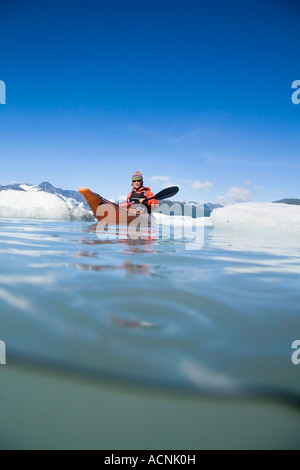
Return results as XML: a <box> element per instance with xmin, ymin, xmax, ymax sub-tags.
<box><xmin>132</xmin><ymin>179</ymin><xmax>142</xmax><ymax>189</ymax></box>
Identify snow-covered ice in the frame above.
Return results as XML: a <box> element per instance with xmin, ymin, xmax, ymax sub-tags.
<box><xmin>211</xmin><ymin>202</ymin><xmax>300</xmax><ymax>241</ymax></box>
<box><xmin>0</xmin><ymin>190</ymin><xmax>94</xmax><ymax>221</ymax></box>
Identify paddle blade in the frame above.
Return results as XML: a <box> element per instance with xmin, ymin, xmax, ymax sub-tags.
<box><xmin>150</xmin><ymin>186</ymin><xmax>179</xmax><ymax>201</ymax></box>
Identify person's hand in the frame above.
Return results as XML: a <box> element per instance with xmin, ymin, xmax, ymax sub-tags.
<box><xmin>139</xmin><ymin>198</ymin><xmax>146</xmax><ymax>204</ymax></box>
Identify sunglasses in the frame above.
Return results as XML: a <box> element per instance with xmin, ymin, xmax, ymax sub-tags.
<box><xmin>132</xmin><ymin>179</ymin><xmax>142</xmax><ymax>182</ymax></box>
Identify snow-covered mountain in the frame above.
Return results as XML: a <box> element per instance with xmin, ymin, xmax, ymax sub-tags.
<box><xmin>0</xmin><ymin>182</ymin><xmax>88</xmax><ymax>208</ymax></box>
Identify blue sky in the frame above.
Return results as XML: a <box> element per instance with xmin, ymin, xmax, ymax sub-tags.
<box><xmin>0</xmin><ymin>0</ymin><xmax>300</xmax><ymax>203</ymax></box>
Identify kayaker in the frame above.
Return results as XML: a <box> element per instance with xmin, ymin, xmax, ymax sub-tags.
<box><xmin>127</xmin><ymin>171</ymin><xmax>158</xmax><ymax>213</ymax></box>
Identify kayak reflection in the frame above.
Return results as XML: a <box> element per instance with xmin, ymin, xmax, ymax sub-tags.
<box><xmin>80</xmin><ymin>224</ymin><xmax>156</xmax><ymax>253</ymax></box>
<box><xmin>73</xmin><ymin>259</ymin><xmax>149</xmax><ymax>276</ymax></box>
<box><xmin>84</xmin><ymin>222</ymin><xmax>157</xmax><ymax>240</ymax></box>
<box><xmin>110</xmin><ymin>315</ymin><xmax>156</xmax><ymax>331</ymax></box>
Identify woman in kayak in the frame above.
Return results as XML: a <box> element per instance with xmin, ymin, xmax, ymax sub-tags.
<box><xmin>127</xmin><ymin>171</ymin><xmax>158</xmax><ymax>214</ymax></box>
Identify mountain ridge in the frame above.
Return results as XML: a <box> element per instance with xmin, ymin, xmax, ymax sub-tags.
<box><xmin>273</xmin><ymin>198</ymin><xmax>300</xmax><ymax>205</ymax></box>
<box><xmin>0</xmin><ymin>182</ymin><xmax>88</xmax><ymax>207</ymax></box>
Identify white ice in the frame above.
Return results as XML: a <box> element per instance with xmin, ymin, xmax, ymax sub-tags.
<box><xmin>211</xmin><ymin>202</ymin><xmax>300</xmax><ymax>241</ymax></box>
<box><xmin>0</xmin><ymin>190</ymin><xmax>94</xmax><ymax>221</ymax></box>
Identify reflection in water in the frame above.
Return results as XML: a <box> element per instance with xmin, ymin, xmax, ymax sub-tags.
<box><xmin>1</xmin><ymin>219</ymin><xmax>300</xmax><ymax>423</ymax></box>
<box><xmin>79</xmin><ymin>223</ymin><xmax>156</xmax><ymax>254</ymax></box>
<box><xmin>209</xmin><ymin>231</ymin><xmax>300</xmax><ymax>276</ymax></box>
<box><xmin>74</xmin><ymin>251</ymin><xmax>98</xmax><ymax>258</ymax></box>
<box><xmin>210</xmin><ymin>230</ymin><xmax>300</xmax><ymax>256</ymax></box>
<box><xmin>74</xmin><ymin>259</ymin><xmax>149</xmax><ymax>275</ymax></box>
<box><xmin>75</xmin><ymin>223</ymin><xmax>156</xmax><ymax>273</ymax></box>
<box><xmin>110</xmin><ymin>315</ymin><xmax>156</xmax><ymax>330</ymax></box>
<box><xmin>84</xmin><ymin>222</ymin><xmax>157</xmax><ymax>241</ymax></box>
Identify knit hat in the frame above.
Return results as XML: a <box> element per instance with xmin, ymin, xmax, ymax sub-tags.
<box><xmin>132</xmin><ymin>171</ymin><xmax>143</xmax><ymax>182</ymax></box>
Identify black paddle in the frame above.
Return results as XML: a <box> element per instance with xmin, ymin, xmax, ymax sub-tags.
<box><xmin>147</xmin><ymin>186</ymin><xmax>179</xmax><ymax>202</ymax></box>
<box><xmin>129</xmin><ymin>186</ymin><xmax>180</xmax><ymax>204</ymax></box>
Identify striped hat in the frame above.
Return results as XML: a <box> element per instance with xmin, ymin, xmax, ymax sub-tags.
<box><xmin>132</xmin><ymin>171</ymin><xmax>143</xmax><ymax>182</ymax></box>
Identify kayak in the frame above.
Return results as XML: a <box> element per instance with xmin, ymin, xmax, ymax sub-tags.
<box><xmin>79</xmin><ymin>188</ymin><xmax>153</xmax><ymax>225</ymax></box>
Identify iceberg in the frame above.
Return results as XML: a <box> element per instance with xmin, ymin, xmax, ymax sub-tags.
<box><xmin>211</xmin><ymin>202</ymin><xmax>300</xmax><ymax>242</ymax></box>
<box><xmin>0</xmin><ymin>190</ymin><xmax>94</xmax><ymax>221</ymax></box>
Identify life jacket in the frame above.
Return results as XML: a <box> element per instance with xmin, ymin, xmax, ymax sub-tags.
<box><xmin>129</xmin><ymin>187</ymin><xmax>150</xmax><ymax>203</ymax></box>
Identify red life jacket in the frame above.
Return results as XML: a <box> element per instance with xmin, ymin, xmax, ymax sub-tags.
<box><xmin>128</xmin><ymin>187</ymin><xmax>150</xmax><ymax>203</ymax></box>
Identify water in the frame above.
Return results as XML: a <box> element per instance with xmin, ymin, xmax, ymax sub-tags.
<box><xmin>0</xmin><ymin>218</ymin><xmax>299</xmax><ymax>449</ymax></box>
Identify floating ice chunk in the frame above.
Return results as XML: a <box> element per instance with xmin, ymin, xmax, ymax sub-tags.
<box><xmin>0</xmin><ymin>190</ymin><xmax>93</xmax><ymax>221</ymax></box>
<box><xmin>66</xmin><ymin>198</ymin><xmax>95</xmax><ymax>221</ymax></box>
<box><xmin>211</xmin><ymin>202</ymin><xmax>300</xmax><ymax>241</ymax></box>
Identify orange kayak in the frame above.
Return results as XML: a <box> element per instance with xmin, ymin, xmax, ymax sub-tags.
<box><xmin>79</xmin><ymin>188</ymin><xmax>153</xmax><ymax>225</ymax></box>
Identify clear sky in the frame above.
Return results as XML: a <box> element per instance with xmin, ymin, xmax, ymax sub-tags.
<box><xmin>0</xmin><ymin>0</ymin><xmax>300</xmax><ymax>204</ymax></box>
